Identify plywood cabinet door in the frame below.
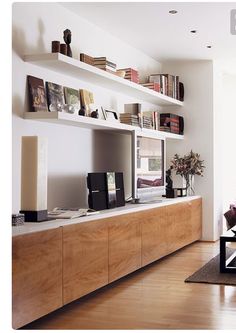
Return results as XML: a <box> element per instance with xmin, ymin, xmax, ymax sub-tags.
<box><xmin>190</xmin><ymin>198</ymin><xmax>202</xmax><ymax>241</ymax></box>
<box><xmin>108</xmin><ymin>213</ymin><xmax>142</xmax><ymax>282</ymax></box>
<box><xmin>12</xmin><ymin>228</ymin><xmax>63</xmax><ymax>329</ymax></box>
<box><xmin>141</xmin><ymin>207</ymin><xmax>168</xmax><ymax>266</ymax></box>
<box><xmin>63</xmin><ymin>220</ymin><xmax>109</xmax><ymax>304</ymax></box>
<box><xmin>166</xmin><ymin>202</ymin><xmax>192</xmax><ymax>254</ymax></box>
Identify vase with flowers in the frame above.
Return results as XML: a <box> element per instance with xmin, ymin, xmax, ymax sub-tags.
<box><xmin>170</xmin><ymin>150</ymin><xmax>205</xmax><ymax>196</ymax></box>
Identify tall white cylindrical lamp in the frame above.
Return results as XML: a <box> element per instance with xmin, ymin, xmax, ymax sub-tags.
<box><xmin>20</xmin><ymin>136</ymin><xmax>48</xmax><ymax>222</ymax></box>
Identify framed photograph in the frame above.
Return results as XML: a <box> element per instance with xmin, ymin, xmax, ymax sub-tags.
<box><xmin>104</xmin><ymin>109</ymin><xmax>119</xmax><ymax>122</ymax></box>
<box><xmin>101</xmin><ymin>106</ymin><xmax>107</xmax><ymax>120</ymax></box>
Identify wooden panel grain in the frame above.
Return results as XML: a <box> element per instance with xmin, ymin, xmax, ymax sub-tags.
<box><xmin>141</xmin><ymin>206</ymin><xmax>168</xmax><ymax>266</ymax></box>
<box><xmin>63</xmin><ymin>220</ymin><xmax>108</xmax><ymax>304</ymax></box>
<box><xmin>12</xmin><ymin>228</ymin><xmax>63</xmax><ymax>329</ymax></box>
<box><xmin>108</xmin><ymin>213</ymin><xmax>141</xmax><ymax>282</ymax></box>
<box><xmin>166</xmin><ymin>202</ymin><xmax>192</xmax><ymax>254</ymax></box>
<box><xmin>190</xmin><ymin>198</ymin><xmax>202</xmax><ymax>242</ymax></box>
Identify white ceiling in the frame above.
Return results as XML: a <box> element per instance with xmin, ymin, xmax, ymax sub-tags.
<box><xmin>61</xmin><ymin>2</ymin><xmax>236</xmax><ymax>63</ymax></box>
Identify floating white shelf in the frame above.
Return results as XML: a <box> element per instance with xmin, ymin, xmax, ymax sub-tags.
<box><xmin>24</xmin><ymin>53</ymin><xmax>183</xmax><ymax>107</ymax></box>
<box><xmin>23</xmin><ymin>112</ymin><xmax>184</xmax><ymax>140</ymax></box>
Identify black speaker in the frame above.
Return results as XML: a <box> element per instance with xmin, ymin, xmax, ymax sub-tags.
<box><xmin>179</xmin><ymin>116</ymin><xmax>184</xmax><ymax>135</ymax></box>
<box><xmin>115</xmin><ymin>172</ymin><xmax>125</xmax><ymax>207</ymax></box>
<box><xmin>179</xmin><ymin>82</ymin><xmax>184</xmax><ymax>102</ymax></box>
<box><xmin>88</xmin><ymin>191</ymin><xmax>108</xmax><ymax>211</ymax></box>
<box><xmin>87</xmin><ymin>172</ymin><xmax>107</xmax><ymax>191</ymax></box>
<box><xmin>87</xmin><ymin>173</ymin><xmax>108</xmax><ymax>210</ymax></box>
<box><xmin>87</xmin><ymin>172</ymin><xmax>125</xmax><ymax>210</ymax></box>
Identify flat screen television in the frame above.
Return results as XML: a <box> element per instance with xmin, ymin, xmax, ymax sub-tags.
<box><xmin>132</xmin><ymin>132</ymin><xmax>166</xmax><ymax>201</ymax></box>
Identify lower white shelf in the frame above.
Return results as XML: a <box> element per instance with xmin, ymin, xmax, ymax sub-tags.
<box><xmin>23</xmin><ymin>112</ymin><xmax>184</xmax><ymax>140</ymax></box>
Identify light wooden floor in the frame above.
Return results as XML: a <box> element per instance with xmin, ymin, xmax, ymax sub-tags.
<box><xmin>23</xmin><ymin>241</ymin><xmax>236</xmax><ymax>330</ymax></box>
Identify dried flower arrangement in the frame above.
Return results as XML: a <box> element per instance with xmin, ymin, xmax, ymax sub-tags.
<box><xmin>171</xmin><ymin>150</ymin><xmax>205</xmax><ymax>192</ymax></box>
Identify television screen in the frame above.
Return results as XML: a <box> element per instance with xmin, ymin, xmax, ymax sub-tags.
<box><xmin>132</xmin><ymin>133</ymin><xmax>165</xmax><ymax>200</ymax></box>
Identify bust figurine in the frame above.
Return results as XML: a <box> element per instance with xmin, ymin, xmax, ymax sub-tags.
<box><xmin>63</xmin><ymin>29</ymin><xmax>72</xmax><ymax>57</ymax></box>
<box><xmin>166</xmin><ymin>168</ymin><xmax>173</xmax><ymax>189</ymax></box>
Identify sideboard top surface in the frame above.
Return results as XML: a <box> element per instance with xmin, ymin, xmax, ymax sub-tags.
<box><xmin>12</xmin><ymin>196</ymin><xmax>201</xmax><ymax>237</ymax></box>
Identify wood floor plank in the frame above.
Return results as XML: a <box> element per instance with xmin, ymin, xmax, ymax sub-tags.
<box><xmin>23</xmin><ymin>241</ymin><xmax>236</xmax><ymax>330</ymax></box>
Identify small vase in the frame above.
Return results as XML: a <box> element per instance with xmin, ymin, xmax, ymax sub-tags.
<box><xmin>187</xmin><ymin>175</ymin><xmax>195</xmax><ymax>196</ymax></box>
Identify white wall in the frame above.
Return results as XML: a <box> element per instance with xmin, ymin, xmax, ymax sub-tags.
<box><xmin>12</xmin><ymin>2</ymin><xmax>161</xmax><ymax>212</ymax></box>
<box><xmin>162</xmin><ymin>61</ymin><xmax>215</xmax><ymax>241</ymax></box>
<box><xmin>221</xmin><ymin>74</ymin><xmax>236</xmax><ymax>212</ymax></box>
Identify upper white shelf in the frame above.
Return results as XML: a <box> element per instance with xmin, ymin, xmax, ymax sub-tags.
<box><xmin>23</xmin><ymin>111</ymin><xmax>184</xmax><ymax>140</ymax></box>
<box><xmin>24</xmin><ymin>53</ymin><xmax>183</xmax><ymax>107</ymax></box>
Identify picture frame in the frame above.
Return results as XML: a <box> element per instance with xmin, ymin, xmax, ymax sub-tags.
<box><xmin>101</xmin><ymin>106</ymin><xmax>107</xmax><ymax>120</ymax></box>
<box><xmin>103</xmin><ymin>108</ymin><xmax>119</xmax><ymax>122</ymax></box>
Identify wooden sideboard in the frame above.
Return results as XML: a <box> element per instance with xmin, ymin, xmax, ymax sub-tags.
<box><xmin>12</xmin><ymin>197</ymin><xmax>202</xmax><ymax>328</ymax></box>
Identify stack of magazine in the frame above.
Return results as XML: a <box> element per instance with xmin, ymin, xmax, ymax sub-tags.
<box><xmin>48</xmin><ymin>207</ymin><xmax>99</xmax><ymax>219</ymax></box>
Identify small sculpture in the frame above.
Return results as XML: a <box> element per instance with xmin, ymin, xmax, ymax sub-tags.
<box><xmin>79</xmin><ymin>106</ymin><xmax>86</xmax><ymax>116</ymax></box>
<box><xmin>91</xmin><ymin>109</ymin><xmax>99</xmax><ymax>118</ymax></box>
<box><xmin>63</xmin><ymin>29</ymin><xmax>72</xmax><ymax>57</ymax></box>
<box><xmin>166</xmin><ymin>167</ymin><xmax>173</xmax><ymax>189</ymax></box>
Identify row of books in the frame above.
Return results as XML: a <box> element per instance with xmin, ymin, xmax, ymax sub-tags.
<box><xmin>80</xmin><ymin>53</ymin><xmax>140</xmax><ymax>83</ymax></box>
<box><xmin>148</xmin><ymin>74</ymin><xmax>180</xmax><ymax>100</ymax></box>
<box><xmin>80</xmin><ymin>53</ymin><xmax>183</xmax><ymax>101</ymax></box>
<box><xmin>159</xmin><ymin>113</ymin><xmax>184</xmax><ymax>134</ymax></box>
<box><xmin>119</xmin><ymin>68</ymin><xmax>139</xmax><ymax>83</ymax></box>
<box><xmin>119</xmin><ymin>104</ymin><xmax>184</xmax><ymax>135</ymax></box>
<box><xmin>120</xmin><ymin>104</ymin><xmax>159</xmax><ymax>131</ymax></box>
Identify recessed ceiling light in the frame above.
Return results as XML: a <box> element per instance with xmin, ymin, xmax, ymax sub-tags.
<box><xmin>207</xmin><ymin>45</ymin><xmax>212</xmax><ymax>48</ymax></box>
<box><xmin>169</xmin><ymin>10</ymin><xmax>178</xmax><ymax>14</ymax></box>
<box><xmin>190</xmin><ymin>30</ymin><xmax>197</xmax><ymax>34</ymax></box>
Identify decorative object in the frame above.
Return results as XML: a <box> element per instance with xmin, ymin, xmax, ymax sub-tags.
<box><xmin>46</xmin><ymin>81</ymin><xmax>65</xmax><ymax>112</ymax></box>
<box><xmin>101</xmin><ymin>106</ymin><xmax>107</xmax><ymax>120</ymax></box>
<box><xmin>27</xmin><ymin>75</ymin><xmax>48</xmax><ymax>112</ymax></box>
<box><xmin>20</xmin><ymin>136</ymin><xmax>48</xmax><ymax>222</ymax></box>
<box><xmin>51</xmin><ymin>40</ymin><xmax>60</xmax><ymax>53</ymax></box>
<box><xmin>179</xmin><ymin>82</ymin><xmax>184</xmax><ymax>101</ymax></box>
<box><xmin>79</xmin><ymin>106</ymin><xmax>86</xmax><ymax>116</ymax></box>
<box><xmin>165</xmin><ymin>168</ymin><xmax>178</xmax><ymax>198</ymax></box>
<box><xmin>171</xmin><ymin>150</ymin><xmax>204</xmax><ymax>195</ymax></box>
<box><xmin>80</xmin><ymin>89</ymin><xmax>94</xmax><ymax>116</ymax></box>
<box><xmin>104</xmin><ymin>109</ymin><xmax>118</xmax><ymax>121</ymax></box>
<box><xmin>62</xmin><ymin>104</ymin><xmax>76</xmax><ymax>114</ymax></box>
<box><xmin>64</xmin><ymin>87</ymin><xmax>80</xmax><ymax>106</ymax></box>
<box><xmin>185</xmin><ymin>248</ymin><xmax>236</xmax><ymax>286</ymax></box>
<box><xmin>63</xmin><ymin>29</ymin><xmax>72</xmax><ymax>57</ymax></box>
<box><xmin>91</xmin><ymin>109</ymin><xmax>99</xmax><ymax>118</ymax></box>
<box><xmin>224</xmin><ymin>202</ymin><xmax>236</xmax><ymax>229</ymax></box>
<box><xmin>12</xmin><ymin>213</ymin><xmax>25</xmax><ymax>226</ymax></box>
<box><xmin>176</xmin><ymin>187</ymin><xmax>187</xmax><ymax>197</ymax></box>
<box><xmin>60</xmin><ymin>43</ymin><xmax>67</xmax><ymax>55</ymax></box>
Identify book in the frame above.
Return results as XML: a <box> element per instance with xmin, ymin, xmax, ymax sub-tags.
<box><xmin>94</xmin><ymin>64</ymin><xmax>116</xmax><ymax>72</ymax></box>
<box><xmin>46</xmin><ymin>81</ymin><xmax>65</xmax><ymax>109</ymax></box>
<box><xmin>94</xmin><ymin>58</ymin><xmax>116</xmax><ymax>68</ymax></box>
<box><xmin>94</xmin><ymin>60</ymin><xmax>116</xmax><ymax>68</ymax></box>
<box><xmin>27</xmin><ymin>75</ymin><xmax>48</xmax><ymax>112</ymax></box>
<box><xmin>80</xmin><ymin>53</ymin><xmax>94</xmax><ymax>66</ymax></box>
<box><xmin>80</xmin><ymin>89</ymin><xmax>94</xmax><ymax>115</ymax></box>
<box><xmin>64</xmin><ymin>87</ymin><xmax>80</xmax><ymax>107</ymax></box>
<box><xmin>48</xmin><ymin>207</ymin><xmax>99</xmax><ymax>219</ymax></box>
